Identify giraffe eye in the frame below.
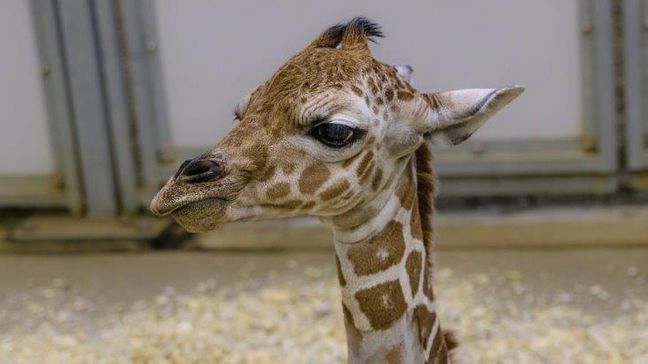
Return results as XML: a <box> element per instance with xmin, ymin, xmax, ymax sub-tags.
<box><xmin>310</xmin><ymin>122</ymin><xmax>362</xmax><ymax>148</ymax></box>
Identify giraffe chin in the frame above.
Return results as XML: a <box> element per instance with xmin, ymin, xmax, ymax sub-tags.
<box><xmin>170</xmin><ymin>198</ymin><xmax>230</xmax><ymax>233</ymax></box>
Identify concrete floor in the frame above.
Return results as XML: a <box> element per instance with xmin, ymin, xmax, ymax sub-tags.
<box><xmin>0</xmin><ymin>248</ymin><xmax>646</xmax><ymax>363</ymax></box>
<box><xmin>1</xmin><ymin>248</ymin><xmax>646</xmax><ymax>329</ymax></box>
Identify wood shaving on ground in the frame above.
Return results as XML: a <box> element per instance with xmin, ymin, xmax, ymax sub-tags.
<box><xmin>0</xmin><ymin>265</ymin><xmax>646</xmax><ymax>364</ymax></box>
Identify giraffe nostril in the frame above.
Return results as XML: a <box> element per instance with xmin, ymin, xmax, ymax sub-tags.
<box><xmin>177</xmin><ymin>158</ymin><xmax>224</xmax><ymax>183</ymax></box>
<box><xmin>174</xmin><ymin>159</ymin><xmax>192</xmax><ymax>180</ymax></box>
<box><xmin>184</xmin><ymin>160</ymin><xmax>211</xmax><ymax>175</ymax></box>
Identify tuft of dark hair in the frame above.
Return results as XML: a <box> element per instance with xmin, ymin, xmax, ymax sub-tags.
<box><xmin>316</xmin><ymin>16</ymin><xmax>384</xmax><ymax>48</ymax></box>
<box><xmin>346</xmin><ymin>16</ymin><xmax>384</xmax><ymax>43</ymax></box>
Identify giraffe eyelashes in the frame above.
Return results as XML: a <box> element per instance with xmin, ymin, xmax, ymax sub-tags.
<box><xmin>309</xmin><ymin>122</ymin><xmax>364</xmax><ymax>148</ymax></box>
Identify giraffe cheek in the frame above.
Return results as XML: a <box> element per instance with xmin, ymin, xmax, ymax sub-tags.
<box><xmin>385</xmin><ymin>126</ymin><xmax>423</xmax><ymax>158</ymax></box>
<box><xmin>299</xmin><ymin>163</ymin><xmax>331</xmax><ymax>194</ymax></box>
<box><xmin>265</xmin><ymin>182</ymin><xmax>291</xmax><ymax>199</ymax></box>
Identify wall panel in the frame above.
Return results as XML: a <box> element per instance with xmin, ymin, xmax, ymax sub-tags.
<box><xmin>0</xmin><ymin>0</ymin><xmax>54</xmax><ymax>174</ymax></box>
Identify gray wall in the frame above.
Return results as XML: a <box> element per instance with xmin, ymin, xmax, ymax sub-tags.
<box><xmin>0</xmin><ymin>0</ymin><xmax>53</xmax><ymax>174</ymax></box>
<box><xmin>154</xmin><ymin>0</ymin><xmax>582</xmax><ymax>149</ymax></box>
<box><xmin>1</xmin><ymin>0</ymin><xmax>612</xmax><ymax>212</ymax></box>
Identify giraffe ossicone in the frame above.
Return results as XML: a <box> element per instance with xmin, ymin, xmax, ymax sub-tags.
<box><xmin>151</xmin><ymin>16</ymin><xmax>523</xmax><ymax>364</ymax></box>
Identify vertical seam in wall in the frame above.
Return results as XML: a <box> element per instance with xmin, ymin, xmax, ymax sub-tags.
<box><xmin>114</xmin><ymin>0</ymin><xmax>145</xmax><ymax>188</ymax></box>
<box><xmin>88</xmin><ymin>0</ymin><xmax>124</xmax><ymax>213</ymax></box>
<box><xmin>613</xmin><ymin>0</ymin><xmax>631</xmax><ymax>192</ymax></box>
<box><xmin>51</xmin><ymin>0</ymin><xmax>87</xmax><ymax>214</ymax></box>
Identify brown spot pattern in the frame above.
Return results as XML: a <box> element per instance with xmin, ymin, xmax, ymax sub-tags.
<box><xmin>257</xmin><ymin>164</ymin><xmax>276</xmax><ymax>182</ymax></box>
<box><xmin>397</xmin><ymin>90</ymin><xmax>414</xmax><ymax>101</ymax></box>
<box><xmin>371</xmin><ymin>168</ymin><xmax>383</xmax><ymax>192</ymax></box>
<box><xmin>243</xmin><ymin>144</ymin><xmax>268</xmax><ymax>172</ymax></box>
<box><xmin>281</xmin><ymin>162</ymin><xmax>296</xmax><ymax>175</ymax></box>
<box><xmin>266</xmin><ymin>182</ymin><xmax>290</xmax><ymax>199</ymax></box>
<box><xmin>347</xmin><ymin>221</ymin><xmax>406</xmax><ymax>276</ymax></box>
<box><xmin>351</xmin><ymin>85</ymin><xmax>364</xmax><ymax>97</ymax></box>
<box><xmin>414</xmin><ymin>304</ymin><xmax>436</xmax><ymax>347</ymax></box>
<box><xmin>427</xmin><ymin>328</ymin><xmax>448</xmax><ymax>364</ymax></box>
<box><xmin>405</xmin><ymin>251</ymin><xmax>423</xmax><ymax>297</ymax></box>
<box><xmin>385</xmin><ymin>88</ymin><xmax>394</xmax><ymax>102</ymax></box>
<box><xmin>443</xmin><ymin>330</ymin><xmax>459</xmax><ymax>353</ymax></box>
<box><xmin>342</xmin><ymin>303</ymin><xmax>355</xmax><ymax>327</ymax></box>
<box><xmin>422</xmin><ymin>263</ymin><xmax>435</xmax><ymax>301</ymax></box>
<box><xmin>356</xmin><ymin>151</ymin><xmax>374</xmax><ymax>177</ymax></box>
<box><xmin>341</xmin><ymin>154</ymin><xmax>359</xmax><ymax>168</ymax></box>
<box><xmin>385</xmin><ymin>347</ymin><xmax>402</xmax><ymax>364</ymax></box>
<box><xmin>335</xmin><ymin>255</ymin><xmax>346</xmax><ymax>286</ymax></box>
<box><xmin>332</xmin><ymin>205</ymin><xmax>378</xmax><ymax>229</ymax></box>
<box><xmin>341</xmin><ymin>189</ymin><xmax>354</xmax><ymax>200</ymax></box>
<box><xmin>358</xmin><ymin>161</ymin><xmax>375</xmax><ymax>185</ymax></box>
<box><xmin>410</xmin><ymin>202</ymin><xmax>423</xmax><ymax>241</ymax></box>
<box><xmin>368</xmin><ymin>77</ymin><xmax>376</xmax><ymax>91</ymax></box>
<box><xmin>299</xmin><ymin>163</ymin><xmax>330</xmax><ymax>194</ymax></box>
<box><xmin>320</xmin><ymin>179</ymin><xmax>351</xmax><ymax>201</ymax></box>
<box><xmin>354</xmin><ymin>280</ymin><xmax>407</xmax><ymax>330</ymax></box>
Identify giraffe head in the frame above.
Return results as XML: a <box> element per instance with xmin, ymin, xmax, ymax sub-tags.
<box><xmin>150</xmin><ymin>17</ymin><xmax>523</xmax><ymax>232</ymax></box>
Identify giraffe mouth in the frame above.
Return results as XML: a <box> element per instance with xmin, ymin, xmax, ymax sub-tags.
<box><xmin>150</xmin><ymin>195</ymin><xmax>223</xmax><ymax>217</ymax></box>
<box><xmin>167</xmin><ymin>198</ymin><xmax>231</xmax><ymax>233</ymax></box>
<box><xmin>150</xmin><ymin>172</ymin><xmax>245</xmax><ymax>223</ymax></box>
<box><xmin>149</xmin><ymin>180</ymin><xmax>233</xmax><ymax>232</ymax></box>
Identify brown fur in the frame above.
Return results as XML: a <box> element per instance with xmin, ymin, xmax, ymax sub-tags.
<box><xmin>415</xmin><ymin>143</ymin><xmax>459</xmax><ymax>359</ymax></box>
<box><xmin>415</xmin><ymin>143</ymin><xmax>436</xmax><ymax>295</ymax></box>
<box><xmin>443</xmin><ymin>329</ymin><xmax>460</xmax><ymax>354</ymax></box>
<box><xmin>356</xmin><ymin>151</ymin><xmax>374</xmax><ymax>177</ymax></box>
<box><xmin>405</xmin><ymin>251</ymin><xmax>423</xmax><ymax>297</ymax></box>
<box><xmin>414</xmin><ymin>304</ymin><xmax>436</xmax><ymax>347</ymax></box>
<box><xmin>319</xmin><ymin>179</ymin><xmax>351</xmax><ymax>201</ymax></box>
<box><xmin>335</xmin><ymin>254</ymin><xmax>346</xmax><ymax>286</ymax></box>
<box><xmin>410</xmin><ymin>199</ymin><xmax>423</xmax><ymax>241</ymax></box>
<box><xmin>371</xmin><ymin>167</ymin><xmax>383</xmax><ymax>192</ymax></box>
<box><xmin>266</xmin><ymin>182</ymin><xmax>291</xmax><ymax>199</ymax></box>
<box><xmin>299</xmin><ymin>163</ymin><xmax>331</xmax><ymax>194</ymax></box>
<box><xmin>347</xmin><ymin>221</ymin><xmax>406</xmax><ymax>276</ymax></box>
<box><xmin>358</xmin><ymin>161</ymin><xmax>375</xmax><ymax>184</ymax></box>
<box><xmin>354</xmin><ymin>280</ymin><xmax>407</xmax><ymax>330</ymax></box>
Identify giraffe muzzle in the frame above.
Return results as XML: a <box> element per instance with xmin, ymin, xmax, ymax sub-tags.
<box><xmin>149</xmin><ymin>154</ymin><xmax>244</xmax><ymax>232</ymax></box>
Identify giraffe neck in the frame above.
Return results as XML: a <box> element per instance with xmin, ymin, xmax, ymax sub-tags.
<box><xmin>328</xmin><ymin>148</ymin><xmax>450</xmax><ymax>363</ymax></box>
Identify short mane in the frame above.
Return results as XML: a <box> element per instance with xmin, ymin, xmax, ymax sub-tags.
<box><xmin>315</xmin><ymin>16</ymin><xmax>384</xmax><ymax>48</ymax></box>
<box><xmin>414</xmin><ymin>143</ymin><xmax>436</xmax><ymax>253</ymax></box>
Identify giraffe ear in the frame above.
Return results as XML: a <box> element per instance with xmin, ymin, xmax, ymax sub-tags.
<box><xmin>420</xmin><ymin>86</ymin><xmax>524</xmax><ymax>146</ymax></box>
<box><xmin>393</xmin><ymin>65</ymin><xmax>413</xmax><ymax>83</ymax></box>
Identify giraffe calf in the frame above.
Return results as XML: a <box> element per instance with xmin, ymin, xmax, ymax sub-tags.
<box><xmin>151</xmin><ymin>17</ymin><xmax>523</xmax><ymax>364</ymax></box>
